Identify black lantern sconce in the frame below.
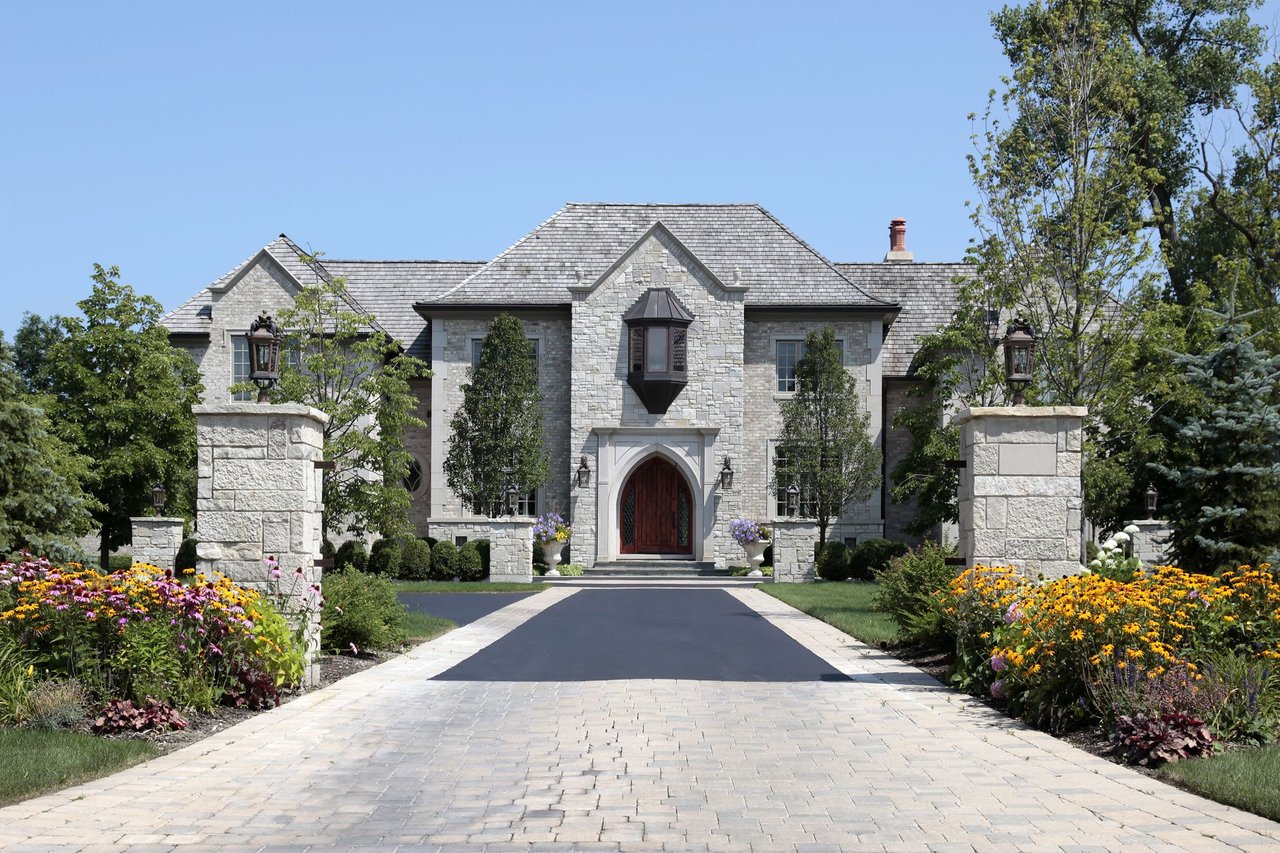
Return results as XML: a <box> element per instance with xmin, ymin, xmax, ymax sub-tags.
<box><xmin>504</xmin><ymin>480</ymin><xmax>519</xmax><ymax>516</ymax></box>
<box><xmin>1002</xmin><ymin>317</ymin><xmax>1037</xmax><ymax>406</ymax></box>
<box><xmin>1145</xmin><ymin>483</ymin><xmax>1159</xmax><ymax>520</ymax></box>
<box><xmin>718</xmin><ymin>457</ymin><xmax>735</xmax><ymax>491</ymax></box>
<box><xmin>151</xmin><ymin>482</ymin><xmax>167</xmax><ymax>517</ymax></box>
<box><xmin>786</xmin><ymin>481</ymin><xmax>801</xmax><ymax>517</ymax></box>
<box><xmin>575</xmin><ymin>456</ymin><xmax>591</xmax><ymax>489</ymax></box>
<box><xmin>247</xmin><ymin>311</ymin><xmax>282</xmax><ymax>403</ymax></box>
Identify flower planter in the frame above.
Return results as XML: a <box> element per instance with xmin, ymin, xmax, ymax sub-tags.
<box><xmin>743</xmin><ymin>540</ymin><xmax>767</xmax><ymax>577</ymax></box>
<box><xmin>543</xmin><ymin>542</ymin><xmax>566</xmax><ymax>577</ymax></box>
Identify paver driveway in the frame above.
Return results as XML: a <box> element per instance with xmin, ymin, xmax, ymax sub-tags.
<box><xmin>2</xmin><ymin>585</ymin><xmax>1279</xmax><ymax>852</ymax></box>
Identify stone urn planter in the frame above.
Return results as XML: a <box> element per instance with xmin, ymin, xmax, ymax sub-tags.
<box><xmin>743</xmin><ymin>540</ymin><xmax>767</xmax><ymax>578</ymax></box>
<box><xmin>543</xmin><ymin>542</ymin><xmax>566</xmax><ymax>577</ymax></box>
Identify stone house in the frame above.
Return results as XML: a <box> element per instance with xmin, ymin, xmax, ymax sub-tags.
<box><xmin>163</xmin><ymin>203</ymin><xmax>966</xmax><ymax>568</ymax></box>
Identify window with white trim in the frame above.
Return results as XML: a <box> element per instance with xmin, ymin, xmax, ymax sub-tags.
<box><xmin>775</xmin><ymin>338</ymin><xmax>845</xmax><ymax>393</ymax></box>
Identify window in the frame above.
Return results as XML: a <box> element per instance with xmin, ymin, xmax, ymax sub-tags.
<box><xmin>480</xmin><ymin>488</ymin><xmax>536</xmax><ymax>518</ymax></box>
<box><xmin>623</xmin><ymin>288</ymin><xmax>693</xmax><ymax>415</ymax></box>
<box><xmin>773</xmin><ymin>447</ymin><xmax>819</xmax><ymax>518</ymax></box>
<box><xmin>232</xmin><ymin>336</ymin><xmax>252</xmax><ymax>401</ymax></box>
<box><xmin>233</xmin><ymin>334</ymin><xmax>301</xmax><ymax>401</ymax></box>
<box><xmin>403</xmin><ymin>458</ymin><xmax>423</xmax><ymax>494</ymax></box>
<box><xmin>471</xmin><ymin>337</ymin><xmax>539</xmax><ymax>375</ymax></box>
<box><xmin>775</xmin><ymin>338</ymin><xmax>845</xmax><ymax>393</ymax></box>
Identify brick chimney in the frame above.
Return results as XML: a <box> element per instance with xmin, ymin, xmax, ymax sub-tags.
<box><xmin>884</xmin><ymin>217</ymin><xmax>914</xmax><ymax>262</ymax></box>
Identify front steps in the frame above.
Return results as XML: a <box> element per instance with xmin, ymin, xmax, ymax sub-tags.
<box><xmin>582</xmin><ymin>560</ymin><xmax>727</xmax><ymax>579</ymax></box>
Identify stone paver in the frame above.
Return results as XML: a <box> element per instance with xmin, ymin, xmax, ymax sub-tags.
<box><xmin>1</xmin><ymin>585</ymin><xmax>1278</xmax><ymax>852</ymax></box>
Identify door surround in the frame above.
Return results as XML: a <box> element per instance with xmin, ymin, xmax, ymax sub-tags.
<box><xmin>591</xmin><ymin>427</ymin><xmax>720</xmax><ymax>563</ymax></box>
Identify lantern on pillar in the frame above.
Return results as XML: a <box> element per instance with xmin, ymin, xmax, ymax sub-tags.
<box><xmin>247</xmin><ymin>311</ymin><xmax>282</xmax><ymax>403</ymax></box>
<box><xmin>786</xmin><ymin>482</ymin><xmax>801</xmax><ymax>517</ymax></box>
<box><xmin>1145</xmin><ymin>483</ymin><xmax>1159</xmax><ymax>519</ymax></box>
<box><xmin>151</xmin><ymin>482</ymin><xmax>167</xmax><ymax>517</ymax></box>
<box><xmin>504</xmin><ymin>480</ymin><xmax>519</xmax><ymax>516</ymax></box>
<box><xmin>1002</xmin><ymin>318</ymin><xmax>1036</xmax><ymax>405</ymax></box>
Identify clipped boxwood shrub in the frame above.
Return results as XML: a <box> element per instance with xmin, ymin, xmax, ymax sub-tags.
<box><xmin>175</xmin><ymin>538</ymin><xmax>199</xmax><ymax>573</ymax></box>
<box><xmin>470</xmin><ymin>538</ymin><xmax>491</xmax><ymax>575</ymax></box>
<box><xmin>532</xmin><ymin>540</ymin><xmax>545</xmax><ymax>568</ymax></box>
<box><xmin>321</xmin><ymin>538</ymin><xmax>336</xmax><ymax>559</ymax></box>
<box><xmin>335</xmin><ymin>539</ymin><xmax>369</xmax><ymax>573</ymax></box>
<box><xmin>108</xmin><ymin>554</ymin><xmax>134</xmax><ymax>572</ymax></box>
<box><xmin>429</xmin><ymin>540</ymin><xmax>459</xmax><ymax>581</ymax></box>
<box><xmin>320</xmin><ymin>567</ymin><xmax>406</xmax><ymax>652</ymax></box>
<box><xmin>849</xmin><ymin>537</ymin><xmax>910</xmax><ymax>581</ymax></box>
<box><xmin>399</xmin><ymin>537</ymin><xmax>432</xmax><ymax>580</ymax></box>
<box><xmin>457</xmin><ymin>542</ymin><xmax>485</xmax><ymax>581</ymax></box>
<box><xmin>873</xmin><ymin>541</ymin><xmax>957</xmax><ymax>645</ymax></box>
<box><xmin>815</xmin><ymin>542</ymin><xmax>851</xmax><ymax>581</ymax></box>
<box><xmin>367</xmin><ymin>538</ymin><xmax>402</xmax><ymax>577</ymax></box>
<box><xmin>424</xmin><ymin>536</ymin><xmax>439</xmax><ymax>548</ymax></box>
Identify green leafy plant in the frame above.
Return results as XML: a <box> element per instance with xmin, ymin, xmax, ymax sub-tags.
<box><xmin>335</xmin><ymin>539</ymin><xmax>368</xmax><ymax>573</ymax></box>
<box><xmin>815</xmin><ymin>542</ymin><xmax>851</xmax><ymax>582</ymax></box>
<box><xmin>0</xmin><ymin>637</ymin><xmax>35</xmax><ymax>725</ymax></box>
<box><xmin>874</xmin><ymin>541</ymin><xmax>957</xmax><ymax>645</ymax></box>
<box><xmin>849</xmin><ymin>538</ymin><xmax>909</xmax><ymax>581</ymax></box>
<box><xmin>1111</xmin><ymin>712</ymin><xmax>1215</xmax><ymax>767</ymax></box>
<box><xmin>398</xmin><ymin>538</ymin><xmax>432</xmax><ymax>581</ymax></box>
<box><xmin>367</xmin><ymin>538</ymin><xmax>402</xmax><ymax>577</ymax></box>
<box><xmin>320</xmin><ymin>567</ymin><xmax>406</xmax><ymax>653</ymax></box>
<box><xmin>556</xmin><ymin>563</ymin><xmax>585</xmax><ymax>577</ymax></box>
<box><xmin>457</xmin><ymin>542</ymin><xmax>485</xmax><ymax>582</ymax></box>
<box><xmin>429</xmin><ymin>540</ymin><xmax>459</xmax><ymax>581</ymax></box>
<box><xmin>111</xmin><ymin>616</ymin><xmax>181</xmax><ymax>704</ymax></box>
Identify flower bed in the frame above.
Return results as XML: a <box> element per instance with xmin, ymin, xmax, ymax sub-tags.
<box><xmin>938</xmin><ymin>562</ymin><xmax>1280</xmax><ymax>757</ymax></box>
<box><xmin>0</xmin><ymin>555</ymin><xmax>307</xmax><ymax>726</ymax></box>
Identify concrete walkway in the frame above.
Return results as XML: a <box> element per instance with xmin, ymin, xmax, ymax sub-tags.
<box><xmin>2</xmin><ymin>586</ymin><xmax>1279</xmax><ymax>852</ymax></box>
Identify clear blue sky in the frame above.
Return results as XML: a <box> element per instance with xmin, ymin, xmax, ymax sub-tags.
<box><xmin>2</xmin><ymin>1</ymin><xmax>1277</xmax><ymax>329</ymax></box>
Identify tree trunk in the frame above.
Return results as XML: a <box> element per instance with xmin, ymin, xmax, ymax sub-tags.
<box><xmin>99</xmin><ymin>529</ymin><xmax>110</xmax><ymax>572</ymax></box>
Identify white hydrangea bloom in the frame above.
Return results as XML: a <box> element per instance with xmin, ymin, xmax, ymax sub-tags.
<box><xmin>1123</xmin><ymin>524</ymin><xmax>1140</xmax><ymax>536</ymax></box>
<box><xmin>1113</xmin><ymin>531</ymin><xmax>1130</xmax><ymax>544</ymax></box>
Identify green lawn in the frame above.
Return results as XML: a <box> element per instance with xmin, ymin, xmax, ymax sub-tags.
<box><xmin>401</xmin><ymin>611</ymin><xmax>456</xmax><ymax>641</ymax></box>
<box><xmin>393</xmin><ymin>581</ymin><xmax>550</xmax><ymax>593</ymax></box>
<box><xmin>760</xmin><ymin>581</ymin><xmax>900</xmax><ymax>645</ymax></box>
<box><xmin>0</xmin><ymin>728</ymin><xmax>156</xmax><ymax>807</ymax></box>
<box><xmin>1159</xmin><ymin>745</ymin><xmax>1280</xmax><ymax>822</ymax></box>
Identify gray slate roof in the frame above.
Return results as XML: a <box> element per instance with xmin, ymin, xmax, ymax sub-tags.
<box><xmin>426</xmin><ymin>203</ymin><xmax>892</xmax><ymax>308</ymax></box>
<box><xmin>836</xmin><ymin>262</ymin><xmax>972</xmax><ymax>378</ymax></box>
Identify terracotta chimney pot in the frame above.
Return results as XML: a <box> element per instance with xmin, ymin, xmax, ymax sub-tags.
<box><xmin>884</xmin><ymin>217</ymin><xmax>914</xmax><ymax>262</ymax></box>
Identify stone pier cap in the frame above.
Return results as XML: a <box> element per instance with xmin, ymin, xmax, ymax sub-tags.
<box><xmin>193</xmin><ymin>402</ymin><xmax>331</xmax><ymax>426</ymax></box>
<box><xmin>952</xmin><ymin>405</ymin><xmax>1088</xmax><ymax>427</ymax></box>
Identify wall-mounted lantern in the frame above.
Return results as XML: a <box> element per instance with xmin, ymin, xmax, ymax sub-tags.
<box><xmin>151</xmin><ymin>482</ymin><xmax>167</xmax><ymax>517</ymax></box>
<box><xmin>247</xmin><ymin>311</ymin><xmax>282</xmax><ymax>403</ymax></box>
<box><xmin>575</xmin><ymin>456</ymin><xmax>591</xmax><ymax>489</ymax></box>
<box><xmin>1145</xmin><ymin>483</ymin><xmax>1159</xmax><ymax>519</ymax></box>
<box><xmin>1002</xmin><ymin>317</ymin><xmax>1036</xmax><ymax>406</ymax></box>
<box><xmin>718</xmin><ymin>457</ymin><xmax>735</xmax><ymax>491</ymax></box>
<box><xmin>786</xmin><ymin>482</ymin><xmax>800</xmax><ymax>517</ymax></box>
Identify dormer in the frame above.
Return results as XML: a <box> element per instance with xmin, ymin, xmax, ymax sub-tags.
<box><xmin>623</xmin><ymin>288</ymin><xmax>693</xmax><ymax>414</ymax></box>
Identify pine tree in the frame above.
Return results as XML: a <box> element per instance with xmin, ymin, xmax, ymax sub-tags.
<box><xmin>1151</xmin><ymin>305</ymin><xmax>1280</xmax><ymax>572</ymax></box>
<box><xmin>0</xmin><ymin>336</ymin><xmax>99</xmax><ymax>561</ymax></box>
<box><xmin>444</xmin><ymin>314</ymin><xmax>548</xmax><ymax>516</ymax></box>
<box><xmin>773</xmin><ymin>327</ymin><xmax>881</xmax><ymax>549</ymax></box>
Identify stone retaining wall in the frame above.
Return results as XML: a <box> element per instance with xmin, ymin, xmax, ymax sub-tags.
<box><xmin>772</xmin><ymin>520</ymin><xmax>818</xmax><ymax>583</ymax></box>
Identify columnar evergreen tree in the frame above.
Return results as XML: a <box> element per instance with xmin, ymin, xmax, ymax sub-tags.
<box><xmin>267</xmin><ymin>263</ymin><xmax>429</xmax><ymax>540</ymax></box>
<box><xmin>0</xmin><ymin>336</ymin><xmax>99</xmax><ymax>560</ymax></box>
<box><xmin>45</xmin><ymin>265</ymin><xmax>204</xmax><ymax>569</ymax></box>
<box><xmin>13</xmin><ymin>312</ymin><xmax>65</xmax><ymax>394</ymax></box>
<box><xmin>1151</xmin><ymin>304</ymin><xmax>1280</xmax><ymax>572</ymax></box>
<box><xmin>444</xmin><ymin>314</ymin><xmax>548</xmax><ymax>516</ymax></box>
<box><xmin>773</xmin><ymin>327</ymin><xmax>881</xmax><ymax>549</ymax></box>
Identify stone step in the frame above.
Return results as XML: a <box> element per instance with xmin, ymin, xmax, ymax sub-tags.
<box><xmin>584</xmin><ymin>560</ymin><xmax>725</xmax><ymax>577</ymax></box>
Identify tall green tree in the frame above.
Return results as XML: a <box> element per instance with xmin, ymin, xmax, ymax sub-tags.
<box><xmin>773</xmin><ymin>327</ymin><xmax>881</xmax><ymax>549</ymax></box>
<box><xmin>0</xmin><ymin>335</ymin><xmax>99</xmax><ymax>561</ymax></box>
<box><xmin>444</xmin><ymin>314</ymin><xmax>548</xmax><ymax>516</ymax></box>
<box><xmin>265</xmin><ymin>264</ymin><xmax>429</xmax><ymax>540</ymax></box>
<box><xmin>1150</xmin><ymin>302</ymin><xmax>1280</xmax><ymax>572</ymax></box>
<box><xmin>45</xmin><ymin>265</ymin><xmax>203</xmax><ymax>569</ymax></box>
<box><xmin>13</xmin><ymin>312</ymin><xmax>65</xmax><ymax>394</ymax></box>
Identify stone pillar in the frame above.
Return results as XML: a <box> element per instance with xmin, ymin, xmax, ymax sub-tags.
<box><xmin>772</xmin><ymin>520</ymin><xmax>819</xmax><ymax>583</ymax></box>
<box><xmin>129</xmin><ymin>517</ymin><xmax>184</xmax><ymax>569</ymax></box>
<box><xmin>485</xmin><ymin>519</ymin><xmax>534</xmax><ymax>583</ymax></box>
<box><xmin>1128</xmin><ymin>519</ymin><xmax>1172</xmax><ymax>566</ymax></box>
<box><xmin>194</xmin><ymin>403</ymin><xmax>329</xmax><ymax>684</ymax></box>
<box><xmin>954</xmin><ymin>406</ymin><xmax>1086</xmax><ymax>579</ymax></box>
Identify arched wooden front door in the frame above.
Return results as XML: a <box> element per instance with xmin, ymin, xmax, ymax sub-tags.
<box><xmin>619</xmin><ymin>456</ymin><xmax>693</xmax><ymax>555</ymax></box>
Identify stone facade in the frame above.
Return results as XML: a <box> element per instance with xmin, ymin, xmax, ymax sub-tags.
<box><xmin>194</xmin><ymin>403</ymin><xmax>328</xmax><ymax>684</ymax></box>
<box><xmin>1128</xmin><ymin>519</ymin><xmax>1173</xmax><ymax>566</ymax></box>
<box><xmin>484</xmin><ymin>520</ymin><xmax>535</xmax><ymax>583</ymax></box>
<box><xmin>129</xmin><ymin>517</ymin><xmax>184</xmax><ymax>569</ymax></box>
<box><xmin>955</xmin><ymin>406</ymin><xmax>1086</xmax><ymax>579</ymax></box>
<box><xmin>772</xmin><ymin>520</ymin><xmax>819</xmax><ymax>583</ymax></box>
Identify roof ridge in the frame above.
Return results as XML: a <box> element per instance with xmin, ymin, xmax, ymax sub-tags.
<box><xmin>324</xmin><ymin>259</ymin><xmax>487</xmax><ymax>265</ymax></box>
<box><xmin>834</xmin><ymin>261</ymin><xmax>974</xmax><ymax>267</ymax></box>
<box><xmin>752</xmin><ymin>204</ymin><xmax>892</xmax><ymax>306</ymax></box>
<box><xmin>429</xmin><ymin>204</ymin><xmax>571</xmax><ymax>302</ymax></box>
<box><xmin>266</xmin><ymin>237</ymin><xmax>390</xmax><ymax>337</ymax></box>
<box><xmin>565</xmin><ymin>201</ymin><xmax>761</xmax><ymax>208</ymax></box>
